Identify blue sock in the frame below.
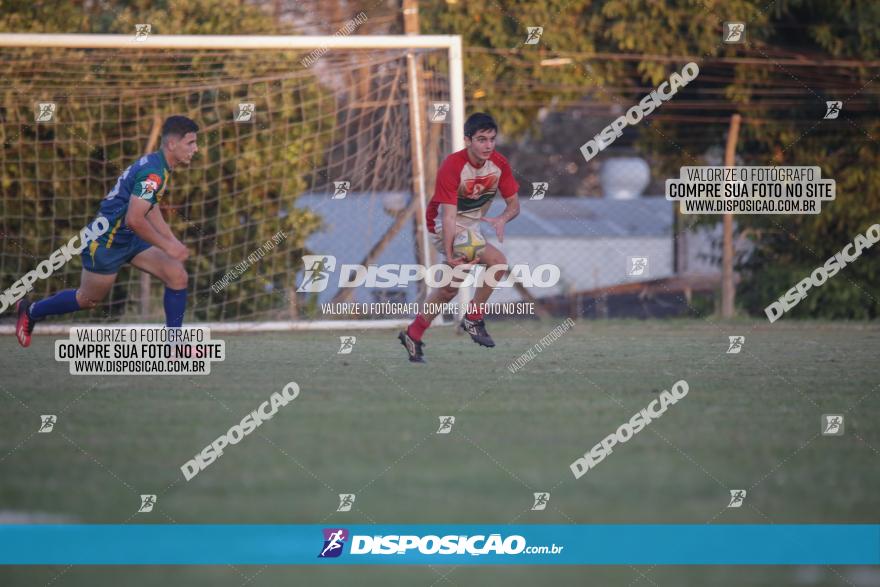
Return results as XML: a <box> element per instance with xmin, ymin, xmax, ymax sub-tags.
<box><xmin>28</xmin><ymin>289</ymin><xmax>80</xmax><ymax>320</ymax></box>
<box><xmin>164</xmin><ymin>287</ymin><xmax>188</xmax><ymax>328</ymax></box>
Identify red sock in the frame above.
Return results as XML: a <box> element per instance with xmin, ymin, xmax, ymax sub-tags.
<box><xmin>407</xmin><ymin>314</ymin><xmax>431</xmax><ymax>342</ymax></box>
<box><xmin>466</xmin><ymin>305</ymin><xmax>483</xmax><ymax>321</ymax></box>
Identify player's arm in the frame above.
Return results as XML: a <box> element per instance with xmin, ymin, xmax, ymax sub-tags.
<box><xmin>441</xmin><ymin>203</ymin><xmax>459</xmax><ymax>261</ymax></box>
<box><xmin>433</xmin><ymin>157</ymin><xmax>471</xmax><ymax>267</ymax></box>
<box><xmin>126</xmin><ymin>198</ymin><xmax>188</xmax><ymax>261</ymax></box>
<box><xmin>441</xmin><ymin>203</ymin><xmax>469</xmax><ymax>267</ymax></box>
<box><xmin>481</xmin><ymin>193</ymin><xmax>519</xmax><ymax>243</ymax></box>
<box><xmin>481</xmin><ymin>158</ymin><xmax>520</xmax><ymax>242</ymax></box>
<box><xmin>145</xmin><ymin>203</ymin><xmax>177</xmax><ymax>243</ymax></box>
<box><xmin>496</xmin><ymin>193</ymin><xmax>520</xmax><ymax>223</ymax></box>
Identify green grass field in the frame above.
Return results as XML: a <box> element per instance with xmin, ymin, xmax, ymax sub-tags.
<box><xmin>1</xmin><ymin>319</ymin><xmax>878</xmax><ymax>586</ymax></box>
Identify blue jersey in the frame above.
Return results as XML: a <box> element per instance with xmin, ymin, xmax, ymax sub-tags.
<box><xmin>95</xmin><ymin>151</ymin><xmax>172</xmax><ymax>247</ymax></box>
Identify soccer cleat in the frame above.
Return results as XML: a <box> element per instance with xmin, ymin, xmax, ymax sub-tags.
<box><xmin>15</xmin><ymin>298</ymin><xmax>36</xmax><ymax>348</ymax></box>
<box><xmin>460</xmin><ymin>317</ymin><xmax>495</xmax><ymax>348</ymax></box>
<box><xmin>398</xmin><ymin>330</ymin><xmax>426</xmax><ymax>363</ymax></box>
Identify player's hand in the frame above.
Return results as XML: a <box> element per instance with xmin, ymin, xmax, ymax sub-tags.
<box><xmin>481</xmin><ymin>216</ymin><xmax>506</xmax><ymax>242</ymax></box>
<box><xmin>167</xmin><ymin>242</ymin><xmax>189</xmax><ymax>262</ymax></box>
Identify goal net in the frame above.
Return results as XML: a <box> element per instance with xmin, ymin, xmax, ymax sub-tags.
<box><xmin>0</xmin><ymin>34</ymin><xmax>462</xmax><ymax>331</ymax></box>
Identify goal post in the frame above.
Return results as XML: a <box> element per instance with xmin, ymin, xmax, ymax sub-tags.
<box><xmin>0</xmin><ymin>33</ymin><xmax>465</xmax><ymax>333</ymax></box>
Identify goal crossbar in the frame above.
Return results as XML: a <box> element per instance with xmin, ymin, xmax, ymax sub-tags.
<box><xmin>0</xmin><ymin>33</ymin><xmax>464</xmax><ymax>150</ymax></box>
<box><xmin>0</xmin><ymin>33</ymin><xmax>466</xmax><ymax>333</ymax></box>
<box><xmin>0</xmin><ymin>33</ymin><xmax>462</xmax><ymax>51</ymax></box>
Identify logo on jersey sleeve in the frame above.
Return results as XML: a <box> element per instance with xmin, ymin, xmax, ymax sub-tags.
<box><xmin>137</xmin><ymin>173</ymin><xmax>163</xmax><ymax>200</ymax></box>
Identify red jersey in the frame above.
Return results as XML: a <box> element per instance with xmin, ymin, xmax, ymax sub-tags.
<box><xmin>425</xmin><ymin>149</ymin><xmax>519</xmax><ymax>234</ymax></box>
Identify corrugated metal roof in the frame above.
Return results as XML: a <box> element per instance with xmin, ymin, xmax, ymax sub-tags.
<box><xmin>489</xmin><ymin>196</ymin><xmax>674</xmax><ymax>238</ymax></box>
<box><xmin>293</xmin><ymin>192</ymin><xmax>419</xmax><ymax>304</ymax></box>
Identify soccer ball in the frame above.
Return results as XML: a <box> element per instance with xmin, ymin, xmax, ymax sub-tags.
<box><xmin>452</xmin><ymin>228</ymin><xmax>486</xmax><ymax>262</ymax></box>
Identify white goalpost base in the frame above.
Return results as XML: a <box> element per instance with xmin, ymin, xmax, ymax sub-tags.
<box><xmin>0</xmin><ymin>319</ymin><xmax>413</xmax><ymax>336</ymax></box>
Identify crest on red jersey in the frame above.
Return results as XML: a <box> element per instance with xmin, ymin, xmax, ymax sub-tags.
<box><xmin>461</xmin><ymin>174</ymin><xmax>497</xmax><ymax>198</ymax></box>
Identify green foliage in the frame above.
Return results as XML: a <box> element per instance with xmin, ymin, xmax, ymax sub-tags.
<box><xmin>0</xmin><ymin>0</ymin><xmax>333</xmax><ymax>321</ymax></box>
<box><xmin>422</xmin><ymin>0</ymin><xmax>879</xmax><ymax>319</ymax></box>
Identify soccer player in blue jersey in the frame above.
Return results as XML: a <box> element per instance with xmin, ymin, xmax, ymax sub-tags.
<box><xmin>14</xmin><ymin>116</ymin><xmax>199</xmax><ymax>347</ymax></box>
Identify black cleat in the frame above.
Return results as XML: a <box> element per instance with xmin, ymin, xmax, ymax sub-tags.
<box><xmin>15</xmin><ymin>298</ymin><xmax>36</xmax><ymax>348</ymax></box>
<box><xmin>398</xmin><ymin>330</ymin><xmax>426</xmax><ymax>363</ymax></box>
<box><xmin>460</xmin><ymin>317</ymin><xmax>495</xmax><ymax>348</ymax></box>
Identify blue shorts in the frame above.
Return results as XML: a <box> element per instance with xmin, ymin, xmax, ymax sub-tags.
<box><xmin>82</xmin><ymin>236</ymin><xmax>152</xmax><ymax>275</ymax></box>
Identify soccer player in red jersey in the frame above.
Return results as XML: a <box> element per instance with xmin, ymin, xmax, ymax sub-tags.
<box><xmin>399</xmin><ymin>112</ymin><xmax>520</xmax><ymax>363</ymax></box>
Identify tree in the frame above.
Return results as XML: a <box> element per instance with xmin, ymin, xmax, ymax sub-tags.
<box><xmin>421</xmin><ymin>0</ymin><xmax>880</xmax><ymax>318</ymax></box>
<box><xmin>0</xmin><ymin>0</ymin><xmax>332</xmax><ymax>321</ymax></box>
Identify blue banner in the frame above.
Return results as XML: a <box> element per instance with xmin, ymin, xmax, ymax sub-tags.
<box><xmin>0</xmin><ymin>525</ymin><xmax>877</xmax><ymax>565</ymax></box>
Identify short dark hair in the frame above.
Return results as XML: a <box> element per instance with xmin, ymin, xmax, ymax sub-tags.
<box><xmin>161</xmin><ymin>115</ymin><xmax>199</xmax><ymax>143</ymax></box>
<box><xmin>464</xmin><ymin>112</ymin><xmax>497</xmax><ymax>138</ymax></box>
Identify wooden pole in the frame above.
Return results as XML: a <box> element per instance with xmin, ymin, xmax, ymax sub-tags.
<box><xmin>721</xmin><ymin>113</ymin><xmax>741</xmax><ymax>319</ymax></box>
<box><xmin>403</xmin><ymin>0</ymin><xmax>420</xmax><ymax>35</ymax></box>
<box><xmin>403</xmin><ymin>0</ymin><xmax>431</xmax><ymax>298</ymax></box>
<box><xmin>141</xmin><ymin>111</ymin><xmax>163</xmax><ymax>319</ymax></box>
<box><xmin>329</xmin><ymin>2</ymin><xmax>427</xmax><ymax>309</ymax></box>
